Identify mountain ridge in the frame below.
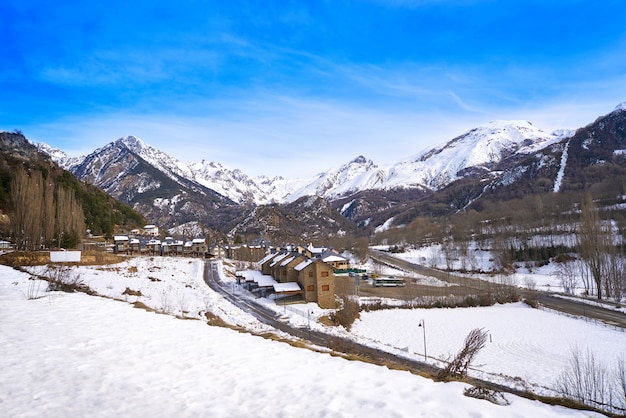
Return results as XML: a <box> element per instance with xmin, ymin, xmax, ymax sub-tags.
<box><xmin>38</xmin><ymin>119</ymin><xmax>573</xmax><ymax>205</ymax></box>
<box><xmin>31</xmin><ymin>103</ymin><xmax>626</xmax><ymax>241</ymax></box>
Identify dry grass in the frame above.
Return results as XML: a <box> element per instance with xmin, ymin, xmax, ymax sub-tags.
<box><xmin>0</xmin><ymin>251</ymin><xmax>125</xmax><ymax>267</ymax></box>
<box><xmin>122</xmin><ymin>287</ymin><xmax>143</xmax><ymax>297</ymax></box>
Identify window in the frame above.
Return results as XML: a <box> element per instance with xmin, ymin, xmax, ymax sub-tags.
<box><xmin>322</xmin><ymin>285</ymin><xmax>330</xmax><ymax>291</ymax></box>
<box><xmin>321</xmin><ymin>271</ymin><xmax>329</xmax><ymax>277</ymax></box>
<box><xmin>307</xmin><ymin>285</ymin><xmax>314</xmax><ymax>291</ymax></box>
<box><xmin>308</xmin><ymin>271</ymin><xmax>313</xmax><ymax>277</ymax></box>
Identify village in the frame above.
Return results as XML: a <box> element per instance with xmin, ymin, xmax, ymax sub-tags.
<box><xmin>112</xmin><ymin>224</ymin><xmax>363</xmax><ymax>309</ymax></box>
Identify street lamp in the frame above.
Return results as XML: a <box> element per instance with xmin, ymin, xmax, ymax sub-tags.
<box><xmin>308</xmin><ymin>310</ymin><xmax>313</xmax><ymax>340</ymax></box>
<box><xmin>418</xmin><ymin>319</ymin><xmax>427</xmax><ymax>362</ymax></box>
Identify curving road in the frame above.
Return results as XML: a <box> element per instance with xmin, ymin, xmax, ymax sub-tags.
<box><xmin>204</xmin><ymin>260</ymin><xmax>444</xmax><ymax>373</ymax></box>
<box><xmin>201</xmin><ymin>259</ymin><xmax>602</xmax><ymax>408</ymax></box>
<box><xmin>370</xmin><ymin>249</ymin><xmax>626</xmax><ymax>329</ymax></box>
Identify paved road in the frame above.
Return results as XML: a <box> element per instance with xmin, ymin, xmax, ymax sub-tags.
<box><xmin>370</xmin><ymin>249</ymin><xmax>626</xmax><ymax>329</ymax></box>
<box><xmin>202</xmin><ymin>260</ymin><xmax>599</xmax><ymax>407</ymax></box>
<box><xmin>204</xmin><ymin>260</ymin><xmax>444</xmax><ymax>373</ymax></box>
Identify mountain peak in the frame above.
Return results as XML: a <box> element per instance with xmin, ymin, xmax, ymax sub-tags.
<box><xmin>350</xmin><ymin>155</ymin><xmax>369</xmax><ymax>165</ymax></box>
<box><xmin>613</xmin><ymin>102</ymin><xmax>626</xmax><ymax>113</ymax></box>
<box><xmin>481</xmin><ymin>120</ymin><xmax>534</xmax><ymax>128</ymax></box>
<box><xmin>115</xmin><ymin>135</ymin><xmax>147</xmax><ymax>153</ymax></box>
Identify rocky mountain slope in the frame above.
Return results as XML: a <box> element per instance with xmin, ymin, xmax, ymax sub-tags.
<box><xmin>0</xmin><ymin>131</ymin><xmax>145</xmax><ymax>242</ymax></box>
<box><xmin>35</xmin><ymin>103</ymin><xmax>626</xmax><ymax>241</ymax></box>
<box><xmin>46</xmin><ymin>136</ymin><xmax>243</xmax><ymax>230</ymax></box>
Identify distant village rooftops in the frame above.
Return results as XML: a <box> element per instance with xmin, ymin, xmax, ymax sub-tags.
<box><xmin>112</xmin><ymin>229</ymin><xmax>207</xmax><ymax>257</ymax></box>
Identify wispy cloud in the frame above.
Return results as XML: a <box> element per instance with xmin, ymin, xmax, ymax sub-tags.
<box><xmin>5</xmin><ymin>0</ymin><xmax>626</xmax><ymax>181</ymax></box>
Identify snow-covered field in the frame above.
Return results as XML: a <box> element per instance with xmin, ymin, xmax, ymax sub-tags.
<box><xmin>351</xmin><ymin>303</ymin><xmax>626</xmax><ymax>391</ymax></box>
<box><xmin>378</xmin><ymin>243</ymin><xmax>626</xmax><ymax>300</ymax></box>
<box><xmin>0</xmin><ymin>256</ymin><xmax>620</xmax><ymax>417</ymax></box>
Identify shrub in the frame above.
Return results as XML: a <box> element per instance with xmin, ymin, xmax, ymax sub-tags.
<box><xmin>438</xmin><ymin>328</ymin><xmax>489</xmax><ymax>380</ymax></box>
<box><xmin>45</xmin><ymin>265</ymin><xmax>89</xmax><ymax>293</ymax></box>
<box><xmin>330</xmin><ymin>295</ymin><xmax>360</xmax><ymax>330</ymax></box>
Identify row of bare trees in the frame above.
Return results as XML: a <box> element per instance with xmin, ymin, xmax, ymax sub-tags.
<box><xmin>367</xmin><ymin>191</ymin><xmax>625</xmax><ymax>301</ymax></box>
<box><xmin>577</xmin><ymin>193</ymin><xmax>626</xmax><ymax>300</ymax></box>
<box><xmin>556</xmin><ymin>346</ymin><xmax>626</xmax><ymax>415</ymax></box>
<box><xmin>10</xmin><ymin>166</ymin><xmax>85</xmax><ymax>250</ymax></box>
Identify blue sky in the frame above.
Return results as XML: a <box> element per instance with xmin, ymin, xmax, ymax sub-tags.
<box><xmin>2</xmin><ymin>0</ymin><xmax>626</xmax><ymax>177</ymax></box>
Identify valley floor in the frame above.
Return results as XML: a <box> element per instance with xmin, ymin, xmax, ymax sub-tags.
<box><xmin>1</xmin><ymin>256</ymin><xmax>621</xmax><ymax>417</ymax></box>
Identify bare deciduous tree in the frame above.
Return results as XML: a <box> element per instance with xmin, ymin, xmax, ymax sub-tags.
<box><xmin>577</xmin><ymin>193</ymin><xmax>610</xmax><ymax>300</ymax></box>
<box><xmin>11</xmin><ymin>166</ymin><xmax>43</xmax><ymax>250</ymax></box>
<box><xmin>439</xmin><ymin>327</ymin><xmax>489</xmax><ymax>380</ymax></box>
<box><xmin>556</xmin><ymin>346</ymin><xmax>626</xmax><ymax>415</ymax></box>
<box><xmin>554</xmin><ymin>259</ymin><xmax>580</xmax><ymax>294</ymax></box>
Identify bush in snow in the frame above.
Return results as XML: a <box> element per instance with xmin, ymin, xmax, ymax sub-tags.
<box><xmin>438</xmin><ymin>327</ymin><xmax>489</xmax><ymax>381</ymax></box>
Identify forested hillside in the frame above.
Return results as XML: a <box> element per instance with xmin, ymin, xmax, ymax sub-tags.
<box><xmin>0</xmin><ymin>131</ymin><xmax>145</xmax><ymax>249</ymax></box>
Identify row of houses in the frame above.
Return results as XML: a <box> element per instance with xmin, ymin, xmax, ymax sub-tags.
<box><xmin>253</xmin><ymin>248</ymin><xmax>350</xmax><ymax>309</ymax></box>
<box><xmin>113</xmin><ymin>236</ymin><xmax>208</xmax><ymax>257</ymax></box>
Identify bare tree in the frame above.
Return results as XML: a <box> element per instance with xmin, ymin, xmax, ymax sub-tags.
<box><xmin>556</xmin><ymin>346</ymin><xmax>626</xmax><ymax>414</ymax></box>
<box><xmin>10</xmin><ymin>166</ymin><xmax>85</xmax><ymax>250</ymax></box>
<box><xmin>439</xmin><ymin>327</ymin><xmax>489</xmax><ymax>380</ymax></box>
<box><xmin>604</xmin><ymin>246</ymin><xmax>626</xmax><ymax>301</ymax></box>
<box><xmin>617</xmin><ymin>355</ymin><xmax>626</xmax><ymax>409</ymax></box>
<box><xmin>577</xmin><ymin>193</ymin><xmax>610</xmax><ymax>299</ymax></box>
<box><xmin>554</xmin><ymin>259</ymin><xmax>580</xmax><ymax>294</ymax></box>
<box><xmin>42</xmin><ymin>184</ymin><xmax>55</xmax><ymax>247</ymax></box>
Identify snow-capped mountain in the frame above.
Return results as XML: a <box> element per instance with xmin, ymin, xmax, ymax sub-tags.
<box><xmin>188</xmin><ymin>160</ymin><xmax>270</xmax><ymax>204</ymax></box>
<box><xmin>35</xmin><ymin>142</ymin><xmax>83</xmax><ymax>171</ymax></box>
<box><xmin>40</xmin><ymin>121</ymin><xmax>570</xmax><ymax>207</ymax></box>
<box><xmin>277</xmin><ymin>156</ymin><xmax>387</xmax><ymax>202</ymax></box>
<box><xmin>42</xmin><ymin>136</ymin><xmax>241</xmax><ymax>230</ymax></box>
<box><xmin>381</xmin><ymin>120</ymin><xmax>568</xmax><ymax>190</ymax></box>
<box><xmin>272</xmin><ymin>120</ymin><xmax>569</xmax><ymax>200</ymax></box>
<box><xmin>30</xmin><ymin>103</ymin><xmax>626</xmax><ymax>238</ymax></box>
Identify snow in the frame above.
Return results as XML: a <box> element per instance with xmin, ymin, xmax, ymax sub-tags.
<box><xmin>351</xmin><ymin>302</ymin><xmax>626</xmax><ymax>392</ymax></box>
<box><xmin>0</xmin><ymin>258</ymin><xmax>608</xmax><ymax>417</ymax></box>
<box><xmin>383</xmin><ymin>120</ymin><xmax>558</xmax><ymax>191</ymax></box>
<box><xmin>274</xmin><ymin>282</ymin><xmax>302</xmax><ymax>292</ymax></box>
<box><xmin>553</xmin><ymin>139</ymin><xmax>570</xmax><ymax>192</ymax></box>
<box><xmin>375</xmin><ymin>217</ymin><xmax>395</xmax><ymax>233</ymax></box>
<box><xmin>40</xmin><ymin>119</ymin><xmax>566</xmax><ymax>205</ymax></box>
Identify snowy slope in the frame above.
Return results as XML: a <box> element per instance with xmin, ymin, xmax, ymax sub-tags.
<box><xmin>383</xmin><ymin>120</ymin><xmax>566</xmax><ymax>190</ymax></box>
<box><xmin>0</xmin><ymin>261</ymin><xmax>610</xmax><ymax>417</ymax></box>
<box><xmin>277</xmin><ymin>156</ymin><xmax>388</xmax><ymax>202</ymax></box>
<box><xmin>40</xmin><ymin>120</ymin><xmax>574</xmax><ymax>204</ymax></box>
<box><xmin>188</xmin><ymin>159</ymin><xmax>270</xmax><ymax>204</ymax></box>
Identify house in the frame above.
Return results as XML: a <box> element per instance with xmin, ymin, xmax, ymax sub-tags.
<box><xmin>161</xmin><ymin>239</ymin><xmax>184</xmax><ymax>255</ymax></box>
<box><xmin>225</xmin><ymin>244</ymin><xmax>268</xmax><ymax>262</ymax></box>
<box><xmin>304</xmin><ymin>243</ymin><xmax>326</xmax><ymax>258</ymax></box>
<box><xmin>129</xmin><ymin>238</ymin><xmax>141</xmax><ymax>254</ymax></box>
<box><xmin>259</xmin><ymin>252</ymin><xmax>281</xmax><ymax>275</ymax></box>
<box><xmin>295</xmin><ymin>258</ymin><xmax>336</xmax><ymax>309</ymax></box>
<box><xmin>257</xmin><ymin>249</ymin><xmax>336</xmax><ymax>309</ymax></box>
<box><xmin>143</xmin><ymin>225</ymin><xmax>159</xmax><ymax>237</ymax></box>
<box><xmin>275</xmin><ymin>254</ymin><xmax>307</xmax><ymax>283</ymax></box>
<box><xmin>269</xmin><ymin>252</ymin><xmax>292</xmax><ymax>278</ymax></box>
<box><xmin>320</xmin><ymin>249</ymin><xmax>350</xmax><ymax>271</ymax></box>
<box><xmin>189</xmin><ymin>238</ymin><xmax>207</xmax><ymax>257</ymax></box>
<box><xmin>145</xmin><ymin>239</ymin><xmax>161</xmax><ymax>255</ymax></box>
<box><xmin>113</xmin><ymin>236</ymin><xmax>129</xmax><ymax>254</ymax></box>
<box><xmin>209</xmin><ymin>244</ymin><xmax>226</xmax><ymax>258</ymax></box>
